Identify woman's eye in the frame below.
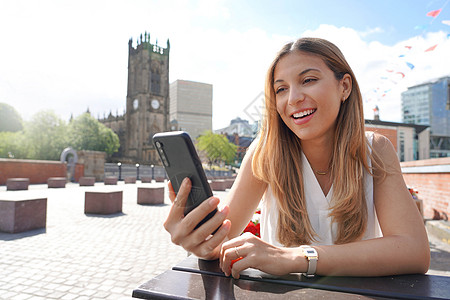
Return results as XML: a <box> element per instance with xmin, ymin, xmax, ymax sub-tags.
<box><xmin>304</xmin><ymin>78</ymin><xmax>316</xmax><ymax>84</ymax></box>
<box><xmin>276</xmin><ymin>87</ymin><xmax>286</xmax><ymax>94</ymax></box>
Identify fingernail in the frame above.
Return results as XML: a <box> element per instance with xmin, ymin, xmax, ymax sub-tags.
<box><xmin>209</xmin><ymin>197</ymin><xmax>219</xmax><ymax>206</ymax></box>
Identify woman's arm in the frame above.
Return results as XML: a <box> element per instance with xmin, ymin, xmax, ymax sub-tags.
<box><xmin>224</xmin><ymin>141</ymin><xmax>268</xmax><ymax>239</ymax></box>
<box><xmin>221</xmin><ymin>134</ymin><xmax>430</xmax><ymax>277</ymax></box>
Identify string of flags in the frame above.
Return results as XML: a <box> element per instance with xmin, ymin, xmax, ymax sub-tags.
<box><xmin>365</xmin><ymin>1</ymin><xmax>449</xmax><ymax>106</ymax></box>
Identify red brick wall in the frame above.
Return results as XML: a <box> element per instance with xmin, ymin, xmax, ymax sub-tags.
<box><xmin>0</xmin><ymin>159</ymin><xmax>84</xmax><ymax>185</ymax></box>
<box><xmin>365</xmin><ymin>127</ymin><xmax>398</xmax><ymax>151</ymax></box>
<box><xmin>401</xmin><ymin>157</ymin><xmax>450</xmax><ymax>220</ymax></box>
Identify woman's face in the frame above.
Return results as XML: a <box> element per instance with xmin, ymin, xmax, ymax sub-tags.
<box><xmin>274</xmin><ymin>51</ymin><xmax>349</xmax><ymax>144</ymax></box>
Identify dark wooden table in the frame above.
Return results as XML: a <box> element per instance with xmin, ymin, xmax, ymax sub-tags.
<box><xmin>133</xmin><ymin>256</ymin><xmax>450</xmax><ymax>299</ymax></box>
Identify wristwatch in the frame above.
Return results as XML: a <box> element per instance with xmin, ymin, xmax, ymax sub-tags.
<box><xmin>299</xmin><ymin>245</ymin><xmax>318</xmax><ymax>277</ymax></box>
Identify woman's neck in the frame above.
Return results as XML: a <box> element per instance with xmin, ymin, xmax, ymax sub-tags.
<box><xmin>300</xmin><ymin>137</ymin><xmax>334</xmax><ymax>174</ymax></box>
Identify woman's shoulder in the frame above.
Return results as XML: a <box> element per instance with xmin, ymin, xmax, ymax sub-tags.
<box><xmin>370</xmin><ymin>132</ymin><xmax>401</xmax><ymax>172</ymax></box>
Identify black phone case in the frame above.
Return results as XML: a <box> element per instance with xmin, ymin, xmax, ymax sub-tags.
<box><xmin>152</xmin><ymin>131</ymin><xmax>216</xmax><ymax>228</ymax></box>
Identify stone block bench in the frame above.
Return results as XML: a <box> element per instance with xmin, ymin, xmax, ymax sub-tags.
<box><xmin>79</xmin><ymin>177</ymin><xmax>95</xmax><ymax>186</ymax></box>
<box><xmin>137</xmin><ymin>187</ymin><xmax>164</xmax><ymax>205</ymax></box>
<box><xmin>209</xmin><ymin>179</ymin><xmax>228</xmax><ymax>191</ymax></box>
<box><xmin>124</xmin><ymin>177</ymin><xmax>136</xmax><ymax>184</ymax></box>
<box><xmin>84</xmin><ymin>191</ymin><xmax>123</xmax><ymax>214</ymax></box>
<box><xmin>155</xmin><ymin>176</ymin><xmax>166</xmax><ymax>183</ymax></box>
<box><xmin>141</xmin><ymin>177</ymin><xmax>152</xmax><ymax>183</ymax></box>
<box><xmin>0</xmin><ymin>198</ymin><xmax>47</xmax><ymax>233</ymax></box>
<box><xmin>47</xmin><ymin>177</ymin><xmax>66</xmax><ymax>188</ymax></box>
<box><xmin>104</xmin><ymin>176</ymin><xmax>118</xmax><ymax>185</ymax></box>
<box><xmin>6</xmin><ymin>178</ymin><xmax>30</xmax><ymax>191</ymax></box>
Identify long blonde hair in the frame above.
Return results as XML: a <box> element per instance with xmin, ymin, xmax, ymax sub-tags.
<box><xmin>253</xmin><ymin>37</ymin><xmax>379</xmax><ymax>246</ymax></box>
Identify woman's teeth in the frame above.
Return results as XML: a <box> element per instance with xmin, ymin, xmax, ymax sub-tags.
<box><xmin>293</xmin><ymin>109</ymin><xmax>316</xmax><ymax>119</ymax></box>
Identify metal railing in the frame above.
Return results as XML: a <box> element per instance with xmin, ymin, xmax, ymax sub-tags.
<box><xmin>104</xmin><ymin>163</ymin><xmax>233</xmax><ymax>180</ymax></box>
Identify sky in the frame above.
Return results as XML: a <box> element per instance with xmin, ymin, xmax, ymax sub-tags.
<box><xmin>1</xmin><ymin>0</ymin><xmax>450</xmax><ymax>130</ymax></box>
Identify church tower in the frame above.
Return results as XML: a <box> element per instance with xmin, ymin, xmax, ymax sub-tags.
<box><xmin>125</xmin><ymin>32</ymin><xmax>170</xmax><ymax>163</ymax></box>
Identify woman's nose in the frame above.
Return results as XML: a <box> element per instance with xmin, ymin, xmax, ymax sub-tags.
<box><xmin>288</xmin><ymin>87</ymin><xmax>304</xmax><ymax>106</ymax></box>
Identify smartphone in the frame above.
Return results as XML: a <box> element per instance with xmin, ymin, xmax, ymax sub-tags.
<box><xmin>152</xmin><ymin>131</ymin><xmax>217</xmax><ymax>229</ymax></box>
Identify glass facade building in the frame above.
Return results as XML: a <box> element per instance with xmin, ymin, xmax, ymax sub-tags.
<box><xmin>402</xmin><ymin>76</ymin><xmax>450</xmax><ymax>158</ymax></box>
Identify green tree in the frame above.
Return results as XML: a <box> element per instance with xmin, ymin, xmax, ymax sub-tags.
<box><xmin>0</xmin><ymin>103</ymin><xmax>23</xmax><ymax>132</ymax></box>
<box><xmin>24</xmin><ymin>110</ymin><xmax>68</xmax><ymax>160</ymax></box>
<box><xmin>68</xmin><ymin>113</ymin><xmax>120</xmax><ymax>156</ymax></box>
<box><xmin>197</xmin><ymin>131</ymin><xmax>237</xmax><ymax>167</ymax></box>
<box><xmin>0</xmin><ymin>131</ymin><xmax>29</xmax><ymax>158</ymax></box>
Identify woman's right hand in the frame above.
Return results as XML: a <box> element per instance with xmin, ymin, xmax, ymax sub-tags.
<box><xmin>163</xmin><ymin>177</ymin><xmax>231</xmax><ymax>260</ymax></box>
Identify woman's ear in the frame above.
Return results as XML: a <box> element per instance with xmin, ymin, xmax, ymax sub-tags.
<box><xmin>341</xmin><ymin>73</ymin><xmax>352</xmax><ymax>102</ymax></box>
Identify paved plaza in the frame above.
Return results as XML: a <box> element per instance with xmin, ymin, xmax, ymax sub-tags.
<box><xmin>0</xmin><ymin>181</ymin><xmax>449</xmax><ymax>299</ymax></box>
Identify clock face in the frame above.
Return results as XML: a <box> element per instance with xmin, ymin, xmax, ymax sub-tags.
<box><xmin>133</xmin><ymin>99</ymin><xmax>139</xmax><ymax>110</ymax></box>
<box><xmin>151</xmin><ymin>99</ymin><xmax>160</xmax><ymax>110</ymax></box>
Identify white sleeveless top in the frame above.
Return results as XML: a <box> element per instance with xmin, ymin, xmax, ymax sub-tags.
<box><xmin>260</xmin><ymin>132</ymin><xmax>382</xmax><ymax>246</ymax></box>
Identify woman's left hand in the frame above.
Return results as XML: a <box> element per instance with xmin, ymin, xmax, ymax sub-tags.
<box><xmin>219</xmin><ymin>232</ymin><xmax>304</xmax><ymax>279</ymax></box>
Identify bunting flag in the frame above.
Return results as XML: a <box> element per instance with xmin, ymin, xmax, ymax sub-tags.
<box><xmin>404</xmin><ymin>46</ymin><xmax>412</xmax><ymax>50</ymax></box>
<box><xmin>443</xmin><ymin>20</ymin><xmax>450</xmax><ymax>26</ymax></box>
<box><xmin>426</xmin><ymin>9</ymin><xmax>442</xmax><ymax>18</ymax></box>
<box><xmin>425</xmin><ymin>44</ymin><xmax>438</xmax><ymax>52</ymax></box>
<box><xmin>406</xmin><ymin>62</ymin><xmax>415</xmax><ymax>70</ymax></box>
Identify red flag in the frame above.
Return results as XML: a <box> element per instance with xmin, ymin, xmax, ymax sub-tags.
<box><xmin>425</xmin><ymin>44</ymin><xmax>438</xmax><ymax>52</ymax></box>
<box><xmin>405</xmin><ymin>46</ymin><xmax>412</xmax><ymax>50</ymax></box>
<box><xmin>426</xmin><ymin>9</ymin><xmax>442</xmax><ymax>18</ymax></box>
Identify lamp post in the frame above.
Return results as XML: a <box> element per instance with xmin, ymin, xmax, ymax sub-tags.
<box><xmin>136</xmin><ymin>163</ymin><xmax>140</xmax><ymax>180</ymax></box>
<box><xmin>117</xmin><ymin>162</ymin><xmax>122</xmax><ymax>181</ymax></box>
<box><xmin>151</xmin><ymin>164</ymin><xmax>155</xmax><ymax>181</ymax></box>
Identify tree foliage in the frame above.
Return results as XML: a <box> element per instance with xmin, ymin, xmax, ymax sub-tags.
<box><xmin>197</xmin><ymin>131</ymin><xmax>237</xmax><ymax>166</ymax></box>
<box><xmin>68</xmin><ymin>113</ymin><xmax>120</xmax><ymax>156</ymax></box>
<box><xmin>0</xmin><ymin>103</ymin><xmax>23</xmax><ymax>132</ymax></box>
<box><xmin>24</xmin><ymin>110</ymin><xmax>68</xmax><ymax>160</ymax></box>
<box><xmin>0</xmin><ymin>110</ymin><xmax>120</xmax><ymax>160</ymax></box>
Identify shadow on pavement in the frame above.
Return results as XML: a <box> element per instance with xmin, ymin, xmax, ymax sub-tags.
<box><xmin>84</xmin><ymin>212</ymin><xmax>127</xmax><ymax>218</ymax></box>
<box><xmin>0</xmin><ymin>227</ymin><xmax>46</xmax><ymax>241</ymax></box>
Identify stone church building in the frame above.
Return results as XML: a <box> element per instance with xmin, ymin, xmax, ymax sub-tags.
<box><xmin>101</xmin><ymin>32</ymin><xmax>171</xmax><ymax>164</ymax></box>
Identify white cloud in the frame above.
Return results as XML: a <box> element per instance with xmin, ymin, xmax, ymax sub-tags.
<box><xmin>0</xmin><ymin>2</ymin><xmax>449</xmax><ymax>131</ymax></box>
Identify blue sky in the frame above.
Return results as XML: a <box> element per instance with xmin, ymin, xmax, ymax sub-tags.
<box><xmin>0</xmin><ymin>0</ymin><xmax>449</xmax><ymax>129</ymax></box>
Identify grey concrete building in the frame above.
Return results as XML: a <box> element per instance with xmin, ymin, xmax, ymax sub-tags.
<box><xmin>402</xmin><ymin>76</ymin><xmax>450</xmax><ymax>158</ymax></box>
<box><xmin>169</xmin><ymin>80</ymin><xmax>213</xmax><ymax>139</ymax></box>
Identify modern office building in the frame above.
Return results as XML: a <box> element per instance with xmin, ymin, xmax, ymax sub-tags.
<box><xmin>364</xmin><ymin>119</ymin><xmax>429</xmax><ymax>162</ymax></box>
<box><xmin>169</xmin><ymin>80</ymin><xmax>213</xmax><ymax>139</ymax></box>
<box><xmin>401</xmin><ymin>76</ymin><xmax>450</xmax><ymax>158</ymax></box>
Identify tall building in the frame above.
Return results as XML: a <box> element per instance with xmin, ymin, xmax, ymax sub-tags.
<box><xmin>101</xmin><ymin>32</ymin><xmax>170</xmax><ymax>164</ymax></box>
<box><xmin>169</xmin><ymin>80</ymin><xmax>212</xmax><ymax>139</ymax></box>
<box><xmin>401</xmin><ymin>76</ymin><xmax>450</xmax><ymax>157</ymax></box>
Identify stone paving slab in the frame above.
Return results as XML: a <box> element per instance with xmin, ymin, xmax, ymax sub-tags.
<box><xmin>0</xmin><ymin>182</ymin><xmax>448</xmax><ymax>299</ymax></box>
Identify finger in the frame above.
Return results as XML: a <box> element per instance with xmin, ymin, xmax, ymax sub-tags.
<box><xmin>182</xmin><ymin>206</ymin><xmax>229</xmax><ymax>252</ymax></box>
<box><xmin>179</xmin><ymin>197</ymin><xmax>220</xmax><ymax>234</ymax></box>
<box><xmin>190</xmin><ymin>219</ymin><xmax>231</xmax><ymax>259</ymax></box>
<box><xmin>173</xmin><ymin>177</ymin><xmax>191</xmax><ymax>208</ymax></box>
<box><xmin>168</xmin><ymin>181</ymin><xmax>176</xmax><ymax>203</ymax></box>
<box><xmin>163</xmin><ymin>178</ymin><xmax>192</xmax><ymax>233</ymax></box>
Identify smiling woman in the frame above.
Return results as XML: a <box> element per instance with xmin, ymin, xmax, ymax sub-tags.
<box><xmin>162</xmin><ymin>37</ymin><xmax>430</xmax><ymax>279</ymax></box>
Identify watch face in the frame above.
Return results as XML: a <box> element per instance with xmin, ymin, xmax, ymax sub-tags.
<box><xmin>133</xmin><ymin>99</ymin><xmax>139</xmax><ymax>110</ymax></box>
<box><xmin>151</xmin><ymin>99</ymin><xmax>160</xmax><ymax>110</ymax></box>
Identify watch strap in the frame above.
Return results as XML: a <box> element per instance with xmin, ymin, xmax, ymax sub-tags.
<box><xmin>300</xmin><ymin>245</ymin><xmax>318</xmax><ymax>277</ymax></box>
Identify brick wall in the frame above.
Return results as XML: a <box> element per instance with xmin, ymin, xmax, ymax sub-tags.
<box><xmin>401</xmin><ymin>157</ymin><xmax>450</xmax><ymax>220</ymax></box>
<box><xmin>0</xmin><ymin>158</ymin><xmax>84</xmax><ymax>185</ymax></box>
<box><xmin>365</xmin><ymin>127</ymin><xmax>398</xmax><ymax>151</ymax></box>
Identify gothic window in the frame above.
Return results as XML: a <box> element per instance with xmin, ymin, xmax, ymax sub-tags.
<box><xmin>151</xmin><ymin>72</ymin><xmax>161</xmax><ymax>95</ymax></box>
